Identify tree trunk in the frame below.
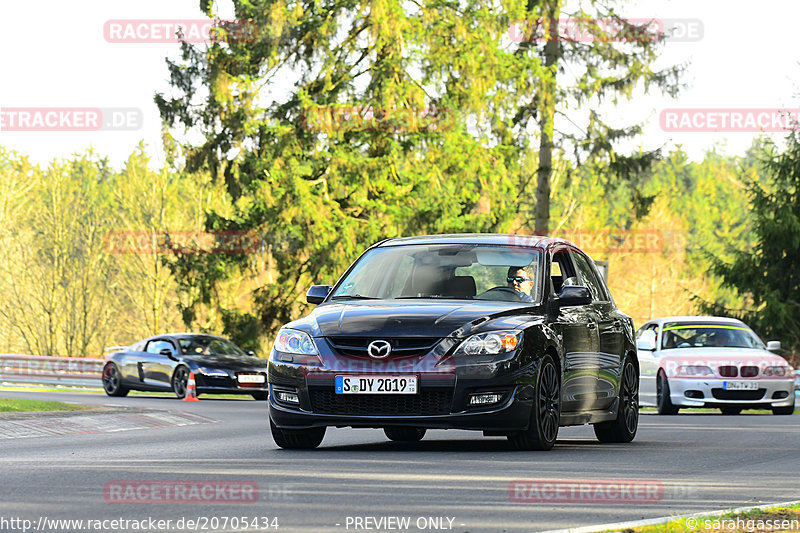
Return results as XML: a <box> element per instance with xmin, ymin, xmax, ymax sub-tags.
<box><xmin>535</xmin><ymin>1</ymin><xmax>561</xmax><ymax>235</ymax></box>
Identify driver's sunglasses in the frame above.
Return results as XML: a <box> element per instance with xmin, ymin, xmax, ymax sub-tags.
<box><xmin>507</xmin><ymin>276</ymin><xmax>533</xmax><ymax>283</ymax></box>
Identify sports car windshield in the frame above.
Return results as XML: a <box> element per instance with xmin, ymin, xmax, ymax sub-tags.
<box><xmin>330</xmin><ymin>244</ymin><xmax>542</xmax><ymax>303</ymax></box>
<box><xmin>661</xmin><ymin>323</ymin><xmax>764</xmax><ymax>350</ymax></box>
<box><xmin>178</xmin><ymin>336</ymin><xmax>248</xmax><ymax>357</ymax></box>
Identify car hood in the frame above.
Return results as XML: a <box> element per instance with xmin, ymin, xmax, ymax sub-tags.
<box><xmin>289</xmin><ymin>300</ymin><xmax>542</xmax><ymax>338</ymax></box>
<box><xmin>183</xmin><ymin>354</ymin><xmax>267</xmax><ymax>370</ymax></box>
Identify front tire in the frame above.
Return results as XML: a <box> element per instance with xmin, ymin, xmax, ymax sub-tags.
<box><xmin>172</xmin><ymin>366</ymin><xmax>190</xmax><ymax>399</ymax></box>
<box><xmin>508</xmin><ymin>354</ymin><xmax>560</xmax><ymax>451</ymax></box>
<box><xmin>656</xmin><ymin>371</ymin><xmax>679</xmax><ymax>415</ymax></box>
<box><xmin>384</xmin><ymin>427</ymin><xmax>426</xmax><ymax>442</ymax></box>
<box><xmin>102</xmin><ymin>363</ymin><xmax>129</xmax><ymax>397</ymax></box>
<box><xmin>594</xmin><ymin>357</ymin><xmax>639</xmax><ymax>443</ymax></box>
<box><xmin>720</xmin><ymin>406</ymin><xmax>742</xmax><ymax>415</ymax></box>
<box><xmin>270</xmin><ymin>419</ymin><xmax>326</xmax><ymax>449</ymax></box>
<box><xmin>773</xmin><ymin>405</ymin><xmax>794</xmax><ymax>415</ymax></box>
<box><xmin>251</xmin><ymin>392</ymin><xmax>268</xmax><ymax>401</ymax></box>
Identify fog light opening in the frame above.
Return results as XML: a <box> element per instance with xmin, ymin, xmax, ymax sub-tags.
<box><xmin>276</xmin><ymin>390</ymin><xmax>300</xmax><ymax>404</ymax></box>
<box><xmin>469</xmin><ymin>393</ymin><xmax>502</xmax><ymax>406</ymax></box>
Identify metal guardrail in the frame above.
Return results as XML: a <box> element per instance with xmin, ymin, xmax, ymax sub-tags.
<box><xmin>0</xmin><ymin>354</ymin><xmax>104</xmax><ymax>388</ymax></box>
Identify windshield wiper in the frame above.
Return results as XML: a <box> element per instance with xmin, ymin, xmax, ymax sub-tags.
<box><xmin>330</xmin><ymin>294</ymin><xmax>380</xmax><ymax>300</ymax></box>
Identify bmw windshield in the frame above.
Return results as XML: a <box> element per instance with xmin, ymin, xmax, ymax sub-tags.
<box><xmin>329</xmin><ymin>244</ymin><xmax>543</xmax><ymax>303</ymax></box>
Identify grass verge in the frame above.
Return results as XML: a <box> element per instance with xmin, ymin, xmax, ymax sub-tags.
<box><xmin>606</xmin><ymin>502</ymin><xmax>800</xmax><ymax>532</ymax></box>
<box><xmin>0</xmin><ymin>398</ymin><xmax>95</xmax><ymax>413</ymax></box>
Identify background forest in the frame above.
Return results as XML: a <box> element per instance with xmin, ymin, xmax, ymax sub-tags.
<box><xmin>1</xmin><ymin>0</ymin><xmax>798</xmax><ymax>364</ymax></box>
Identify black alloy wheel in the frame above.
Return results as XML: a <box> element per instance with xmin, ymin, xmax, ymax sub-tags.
<box><xmin>102</xmin><ymin>363</ymin><xmax>129</xmax><ymax>397</ymax></box>
<box><xmin>508</xmin><ymin>354</ymin><xmax>560</xmax><ymax>451</ymax></box>
<box><xmin>594</xmin><ymin>357</ymin><xmax>639</xmax><ymax>443</ymax></box>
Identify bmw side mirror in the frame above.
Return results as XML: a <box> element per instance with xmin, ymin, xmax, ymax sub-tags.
<box><xmin>158</xmin><ymin>348</ymin><xmax>174</xmax><ymax>357</ymax></box>
<box><xmin>767</xmin><ymin>340</ymin><xmax>781</xmax><ymax>352</ymax></box>
<box><xmin>557</xmin><ymin>286</ymin><xmax>592</xmax><ymax>307</ymax></box>
<box><xmin>307</xmin><ymin>285</ymin><xmax>332</xmax><ymax>304</ymax></box>
<box><xmin>637</xmin><ymin>330</ymin><xmax>657</xmax><ymax>351</ymax></box>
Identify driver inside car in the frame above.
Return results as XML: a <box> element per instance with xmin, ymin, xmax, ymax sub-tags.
<box><xmin>507</xmin><ymin>266</ymin><xmax>535</xmax><ymax>302</ymax></box>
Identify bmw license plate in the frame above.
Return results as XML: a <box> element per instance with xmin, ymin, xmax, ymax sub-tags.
<box><xmin>723</xmin><ymin>381</ymin><xmax>758</xmax><ymax>390</ymax></box>
<box><xmin>335</xmin><ymin>375</ymin><xmax>417</xmax><ymax>394</ymax></box>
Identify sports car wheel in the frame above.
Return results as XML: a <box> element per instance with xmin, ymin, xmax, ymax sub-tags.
<box><xmin>270</xmin><ymin>419</ymin><xmax>326</xmax><ymax>449</ymax></box>
<box><xmin>508</xmin><ymin>354</ymin><xmax>560</xmax><ymax>451</ymax></box>
<box><xmin>656</xmin><ymin>371</ymin><xmax>679</xmax><ymax>415</ymax></box>
<box><xmin>102</xmin><ymin>363</ymin><xmax>129</xmax><ymax>397</ymax></box>
<box><xmin>384</xmin><ymin>427</ymin><xmax>426</xmax><ymax>442</ymax></box>
<box><xmin>773</xmin><ymin>405</ymin><xmax>794</xmax><ymax>415</ymax></box>
<box><xmin>172</xmin><ymin>366</ymin><xmax>190</xmax><ymax>399</ymax></box>
<box><xmin>251</xmin><ymin>392</ymin><xmax>268</xmax><ymax>401</ymax></box>
<box><xmin>720</xmin><ymin>406</ymin><xmax>742</xmax><ymax>415</ymax></box>
<box><xmin>594</xmin><ymin>356</ymin><xmax>639</xmax><ymax>443</ymax></box>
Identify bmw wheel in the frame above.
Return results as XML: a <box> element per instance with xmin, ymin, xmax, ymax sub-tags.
<box><xmin>508</xmin><ymin>354</ymin><xmax>560</xmax><ymax>451</ymax></box>
<box><xmin>656</xmin><ymin>371</ymin><xmax>679</xmax><ymax>415</ymax></box>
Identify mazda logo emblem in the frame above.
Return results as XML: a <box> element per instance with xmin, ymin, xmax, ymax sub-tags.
<box><xmin>367</xmin><ymin>340</ymin><xmax>392</xmax><ymax>359</ymax></box>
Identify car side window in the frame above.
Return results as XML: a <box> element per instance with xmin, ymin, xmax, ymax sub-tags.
<box><xmin>550</xmin><ymin>249</ymin><xmax>577</xmax><ymax>295</ymax></box>
<box><xmin>146</xmin><ymin>340</ymin><xmax>173</xmax><ymax>354</ymax></box>
<box><xmin>571</xmin><ymin>251</ymin><xmax>606</xmax><ymax>302</ymax></box>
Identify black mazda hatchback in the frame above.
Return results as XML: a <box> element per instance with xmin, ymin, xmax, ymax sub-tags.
<box><xmin>268</xmin><ymin>234</ymin><xmax>638</xmax><ymax>450</ymax></box>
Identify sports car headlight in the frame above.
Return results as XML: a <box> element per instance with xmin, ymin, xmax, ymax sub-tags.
<box><xmin>677</xmin><ymin>365</ymin><xmax>713</xmax><ymax>377</ymax></box>
<box><xmin>454</xmin><ymin>331</ymin><xmax>521</xmax><ymax>356</ymax></box>
<box><xmin>273</xmin><ymin>329</ymin><xmax>318</xmax><ymax>355</ymax></box>
<box><xmin>197</xmin><ymin>365</ymin><xmax>228</xmax><ymax>377</ymax></box>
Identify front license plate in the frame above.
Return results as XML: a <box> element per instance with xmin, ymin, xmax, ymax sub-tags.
<box><xmin>335</xmin><ymin>375</ymin><xmax>417</xmax><ymax>394</ymax></box>
<box><xmin>723</xmin><ymin>380</ymin><xmax>758</xmax><ymax>390</ymax></box>
<box><xmin>237</xmin><ymin>373</ymin><xmax>266</xmax><ymax>384</ymax></box>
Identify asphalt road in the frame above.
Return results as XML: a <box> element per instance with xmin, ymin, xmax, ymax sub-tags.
<box><xmin>1</xmin><ymin>389</ymin><xmax>799</xmax><ymax>533</ymax></box>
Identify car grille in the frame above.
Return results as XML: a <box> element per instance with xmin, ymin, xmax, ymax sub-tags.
<box><xmin>740</xmin><ymin>366</ymin><xmax>759</xmax><ymax>377</ymax></box>
<box><xmin>718</xmin><ymin>366</ymin><xmax>738</xmax><ymax>377</ymax></box>
<box><xmin>711</xmin><ymin>389</ymin><xmax>765</xmax><ymax>401</ymax></box>
<box><xmin>326</xmin><ymin>337</ymin><xmax>441</xmax><ymax>359</ymax></box>
<box><xmin>309</xmin><ymin>388</ymin><xmax>453</xmax><ymax>415</ymax></box>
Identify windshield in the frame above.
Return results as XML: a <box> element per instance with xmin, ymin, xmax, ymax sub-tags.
<box><xmin>330</xmin><ymin>244</ymin><xmax>543</xmax><ymax>303</ymax></box>
<box><xmin>661</xmin><ymin>323</ymin><xmax>764</xmax><ymax>350</ymax></box>
<box><xmin>178</xmin><ymin>336</ymin><xmax>248</xmax><ymax>357</ymax></box>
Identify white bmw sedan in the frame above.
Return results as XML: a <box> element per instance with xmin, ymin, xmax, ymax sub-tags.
<box><xmin>636</xmin><ymin>316</ymin><xmax>794</xmax><ymax>415</ymax></box>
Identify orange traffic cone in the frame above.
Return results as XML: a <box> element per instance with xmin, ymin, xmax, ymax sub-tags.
<box><xmin>183</xmin><ymin>371</ymin><xmax>200</xmax><ymax>401</ymax></box>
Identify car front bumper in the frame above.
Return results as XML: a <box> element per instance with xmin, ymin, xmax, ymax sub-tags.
<box><xmin>267</xmin><ymin>351</ymin><xmax>539</xmax><ymax>431</ymax></box>
<box><xmin>667</xmin><ymin>378</ymin><xmax>794</xmax><ymax>408</ymax></box>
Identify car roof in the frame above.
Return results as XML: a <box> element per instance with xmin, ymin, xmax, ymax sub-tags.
<box><xmin>145</xmin><ymin>333</ymin><xmax>228</xmax><ymax>341</ymax></box>
<box><xmin>375</xmin><ymin>233</ymin><xmax>575</xmax><ymax>249</ymax></box>
<box><xmin>648</xmin><ymin>316</ymin><xmax>748</xmax><ymax>327</ymax></box>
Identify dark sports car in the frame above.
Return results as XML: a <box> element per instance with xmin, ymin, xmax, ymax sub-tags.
<box><xmin>102</xmin><ymin>333</ymin><xmax>268</xmax><ymax>399</ymax></box>
<box><xmin>268</xmin><ymin>234</ymin><xmax>639</xmax><ymax>450</ymax></box>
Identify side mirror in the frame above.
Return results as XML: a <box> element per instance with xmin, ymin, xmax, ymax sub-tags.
<box><xmin>247</xmin><ymin>350</ymin><xmax>256</xmax><ymax>357</ymax></box>
<box><xmin>767</xmin><ymin>340</ymin><xmax>781</xmax><ymax>352</ymax></box>
<box><xmin>557</xmin><ymin>285</ymin><xmax>592</xmax><ymax>307</ymax></box>
<box><xmin>158</xmin><ymin>348</ymin><xmax>174</xmax><ymax>357</ymax></box>
<box><xmin>637</xmin><ymin>330</ymin><xmax>657</xmax><ymax>351</ymax></box>
<box><xmin>306</xmin><ymin>285</ymin><xmax>332</xmax><ymax>304</ymax></box>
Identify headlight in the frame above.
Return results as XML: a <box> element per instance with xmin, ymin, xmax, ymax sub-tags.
<box><xmin>677</xmin><ymin>365</ymin><xmax>713</xmax><ymax>377</ymax></box>
<box><xmin>197</xmin><ymin>365</ymin><xmax>228</xmax><ymax>377</ymax></box>
<box><xmin>454</xmin><ymin>331</ymin><xmax>521</xmax><ymax>357</ymax></box>
<box><xmin>273</xmin><ymin>329</ymin><xmax>318</xmax><ymax>355</ymax></box>
<box><xmin>763</xmin><ymin>366</ymin><xmax>789</xmax><ymax>377</ymax></box>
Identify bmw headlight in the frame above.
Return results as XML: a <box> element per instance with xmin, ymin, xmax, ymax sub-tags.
<box><xmin>454</xmin><ymin>331</ymin><xmax>521</xmax><ymax>356</ymax></box>
<box><xmin>273</xmin><ymin>329</ymin><xmax>318</xmax><ymax>355</ymax></box>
